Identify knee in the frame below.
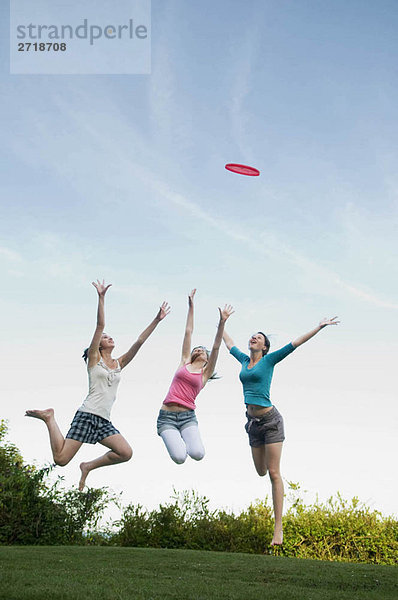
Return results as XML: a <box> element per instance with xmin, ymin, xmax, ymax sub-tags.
<box><xmin>268</xmin><ymin>468</ymin><xmax>281</xmax><ymax>482</ymax></box>
<box><xmin>257</xmin><ymin>468</ymin><xmax>267</xmax><ymax>477</ymax></box>
<box><xmin>120</xmin><ymin>446</ymin><xmax>133</xmax><ymax>462</ymax></box>
<box><xmin>54</xmin><ymin>456</ymin><xmax>70</xmax><ymax>467</ymax></box>
<box><xmin>190</xmin><ymin>449</ymin><xmax>205</xmax><ymax>461</ymax></box>
<box><xmin>172</xmin><ymin>453</ymin><xmax>187</xmax><ymax>465</ymax></box>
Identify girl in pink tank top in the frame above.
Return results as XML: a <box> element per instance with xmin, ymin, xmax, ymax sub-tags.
<box><xmin>157</xmin><ymin>289</ymin><xmax>234</xmax><ymax>464</ymax></box>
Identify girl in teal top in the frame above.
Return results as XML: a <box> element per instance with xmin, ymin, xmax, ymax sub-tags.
<box><xmin>229</xmin><ymin>342</ymin><xmax>296</xmax><ymax>407</ymax></box>
<box><xmin>223</xmin><ymin>317</ymin><xmax>339</xmax><ymax>547</ymax></box>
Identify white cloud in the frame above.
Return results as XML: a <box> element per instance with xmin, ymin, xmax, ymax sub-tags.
<box><xmin>0</xmin><ymin>246</ymin><xmax>23</xmax><ymax>262</ymax></box>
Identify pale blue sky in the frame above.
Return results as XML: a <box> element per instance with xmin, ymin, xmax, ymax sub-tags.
<box><xmin>1</xmin><ymin>1</ymin><xmax>397</xmax><ymax>517</ymax></box>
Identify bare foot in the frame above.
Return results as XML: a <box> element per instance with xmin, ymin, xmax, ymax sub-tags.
<box><xmin>25</xmin><ymin>408</ymin><xmax>54</xmax><ymax>422</ymax></box>
<box><xmin>271</xmin><ymin>530</ymin><xmax>283</xmax><ymax>546</ymax></box>
<box><xmin>79</xmin><ymin>462</ymin><xmax>91</xmax><ymax>491</ymax></box>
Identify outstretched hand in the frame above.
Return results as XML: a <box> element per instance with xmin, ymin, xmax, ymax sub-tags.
<box><xmin>92</xmin><ymin>279</ymin><xmax>112</xmax><ymax>296</ymax></box>
<box><xmin>156</xmin><ymin>301</ymin><xmax>171</xmax><ymax>321</ymax></box>
<box><xmin>188</xmin><ymin>289</ymin><xmax>196</xmax><ymax>306</ymax></box>
<box><xmin>319</xmin><ymin>316</ymin><xmax>340</xmax><ymax>328</ymax></box>
<box><xmin>219</xmin><ymin>304</ymin><xmax>234</xmax><ymax>322</ymax></box>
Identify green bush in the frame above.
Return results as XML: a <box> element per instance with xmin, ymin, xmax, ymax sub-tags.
<box><xmin>2</xmin><ymin>422</ymin><xmax>397</xmax><ymax>564</ymax></box>
<box><xmin>0</xmin><ymin>420</ymin><xmax>115</xmax><ymax>545</ymax></box>
<box><xmin>280</xmin><ymin>490</ymin><xmax>398</xmax><ymax>564</ymax></box>
<box><xmin>114</xmin><ymin>489</ymin><xmax>279</xmax><ymax>553</ymax></box>
<box><xmin>113</xmin><ymin>487</ymin><xmax>397</xmax><ymax>565</ymax></box>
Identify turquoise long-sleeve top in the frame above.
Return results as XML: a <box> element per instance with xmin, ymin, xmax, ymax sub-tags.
<box><xmin>230</xmin><ymin>343</ymin><xmax>295</xmax><ymax>407</ymax></box>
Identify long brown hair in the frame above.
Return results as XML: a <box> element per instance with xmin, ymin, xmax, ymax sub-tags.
<box><xmin>191</xmin><ymin>346</ymin><xmax>220</xmax><ymax>380</ymax></box>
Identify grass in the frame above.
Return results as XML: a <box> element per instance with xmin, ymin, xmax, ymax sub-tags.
<box><xmin>0</xmin><ymin>546</ymin><xmax>396</xmax><ymax>600</ymax></box>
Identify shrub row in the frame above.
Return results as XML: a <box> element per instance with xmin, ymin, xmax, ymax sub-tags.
<box><xmin>1</xmin><ymin>421</ymin><xmax>397</xmax><ymax>563</ymax></box>
<box><xmin>112</xmin><ymin>488</ymin><xmax>398</xmax><ymax>564</ymax></box>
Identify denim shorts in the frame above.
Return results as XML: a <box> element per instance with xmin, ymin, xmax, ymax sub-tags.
<box><xmin>244</xmin><ymin>406</ymin><xmax>285</xmax><ymax>447</ymax></box>
<box><xmin>157</xmin><ymin>408</ymin><xmax>198</xmax><ymax>435</ymax></box>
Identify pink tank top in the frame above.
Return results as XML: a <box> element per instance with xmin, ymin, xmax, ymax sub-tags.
<box><xmin>163</xmin><ymin>364</ymin><xmax>204</xmax><ymax>410</ymax></box>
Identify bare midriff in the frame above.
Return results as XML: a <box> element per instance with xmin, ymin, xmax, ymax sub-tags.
<box><xmin>161</xmin><ymin>402</ymin><xmax>190</xmax><ymax>412</ymax></box>
<box><xmin>246</xmin><ymin>404</ymin><xmax>273</xmax><ymax>417</ymax></box>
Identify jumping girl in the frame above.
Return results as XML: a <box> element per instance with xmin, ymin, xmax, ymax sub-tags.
<box><xmin>26</xmin><ymin>279</ymin><xmax>170</xmax><ymax>490</ymax></box>
<box><xmin>157</xmin><ymin>289</ymin><xmax>234</xmax><ymax>464</ymax></box>
<box><xmin>222</xmin><ymin>317</ymin><xmax>339</xmax><ymax>546</ymax></box>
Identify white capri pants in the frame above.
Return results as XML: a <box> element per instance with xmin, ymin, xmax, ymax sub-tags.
<box><xmin>157</xmin><ymin>409</ymin><xmax>205</xmax><ymax>464</ymax></box>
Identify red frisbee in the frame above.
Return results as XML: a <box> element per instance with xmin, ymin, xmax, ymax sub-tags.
<box><xmin>225</xmin><ymin>163</ymin><xmax>260</xmax><ymax>176</ymax></box>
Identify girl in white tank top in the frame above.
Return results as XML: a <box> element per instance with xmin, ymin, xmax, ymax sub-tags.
<box><xmin>79</xmin><ymin>355</ymin><xmax>122</xmax><ymax>421</ymax></box>
<box><xmin>26</xmin><ymin>279</ymin><xmax>170</xmax><ymax>490</ymax></box>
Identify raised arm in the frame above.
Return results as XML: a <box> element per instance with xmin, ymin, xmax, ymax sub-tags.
<box><xmin>222</xmin><ymin>328</ymin><xmax>235</xmax><ymax>351</ymax></box>
<box><xmin>118</xmin><ymin>302</ymin><xmax>170</xmax><ymax>370</ymax></box>
<box><xmin>87</xmin><ymin>279</ymin><xmax>112</xmax><ymax>368</ymax></box>
<box><xmin>292</xmin><ymin>316</ymin><xmax>339</xmax><ymax>348</ymax></box>
<box><xmin>203</xmin><ymin>305</ymin><xmax>234</xmax><ymax>385</ymax></box>
<box><xmin>180</xmin><ymin>289</ymin><xmax>196</xmax><ymax>366</ymax></box>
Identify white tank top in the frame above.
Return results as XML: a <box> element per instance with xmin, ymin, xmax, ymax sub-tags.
<box><xmin>78</xmin><ymin>357</ymin><xmax>121</xmax><ymax>421</ymax></box>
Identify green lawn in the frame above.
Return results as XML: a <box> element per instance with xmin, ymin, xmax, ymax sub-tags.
<box><xmin>0</xmin><ymin>546</ymin><xmax>396</xmax><ymax>600</ymax></box>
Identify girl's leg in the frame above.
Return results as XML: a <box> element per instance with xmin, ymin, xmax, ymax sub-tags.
<box><xmin>160</xmin><ymin>429</ymin><xmax>187</xmax><ymax>464</ymax></box>
<box><xmin>251</xmin><ymin>442</ymin><xmax>284</xmax><ymax>545</ymax></box>
<box><xmin>79</xmin><ymin>434</ymin><xmax>133</xmax><ymax>491</ymax></box>
<box><xmin>251</xmin><ymin>445</ymin><xmax>268</xmax><ymax>476</ymax></box>
<box><xmin>181</xmin><ymin>425</ymin><xmax>205</xmax><ymax>461</ymax></box>
<box><xmin>25</xmin><ymin>409</ymin><xmax>82</xmax><ymax>466</ymax></box>
<box><xmin>265</xmin><ymin>442</ymin><xmax>284</xmax><ymax>545</ymax></box>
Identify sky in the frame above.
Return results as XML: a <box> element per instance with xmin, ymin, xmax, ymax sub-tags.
<box><xmin>1</xmin><ymin>0</ymin><xmax>397</xmax><ymax>520</ymax></box>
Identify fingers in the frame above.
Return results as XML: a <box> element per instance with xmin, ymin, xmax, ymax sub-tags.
<box><xmin>222</xmin><ymin>303</ymin><xmax>234</xmax><ymax>313</ymax></box>
<box><xmin>218</xmin><ymin>304</ymin><xmax>235</xmax><ymax>319</ymax></box>
<box><xmin>320</xmin><ymin>316</ymin><xmax>340</xmax><ymax>327</ymax></box>
<box><xmin>92</xmin><ymin>279</ymin><xmax>112</xmax><ymax>293</ymax></box>
<box><xmin>159</xmin><ymin>301</ymin><xmax>171</xmax><ymax>319</ymax></box>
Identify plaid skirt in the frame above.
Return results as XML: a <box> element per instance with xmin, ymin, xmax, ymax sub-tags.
<box><xmin>66</xmin><ymin>410</ymin><xmax>120</xmax><ymax>445</ymax></box>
